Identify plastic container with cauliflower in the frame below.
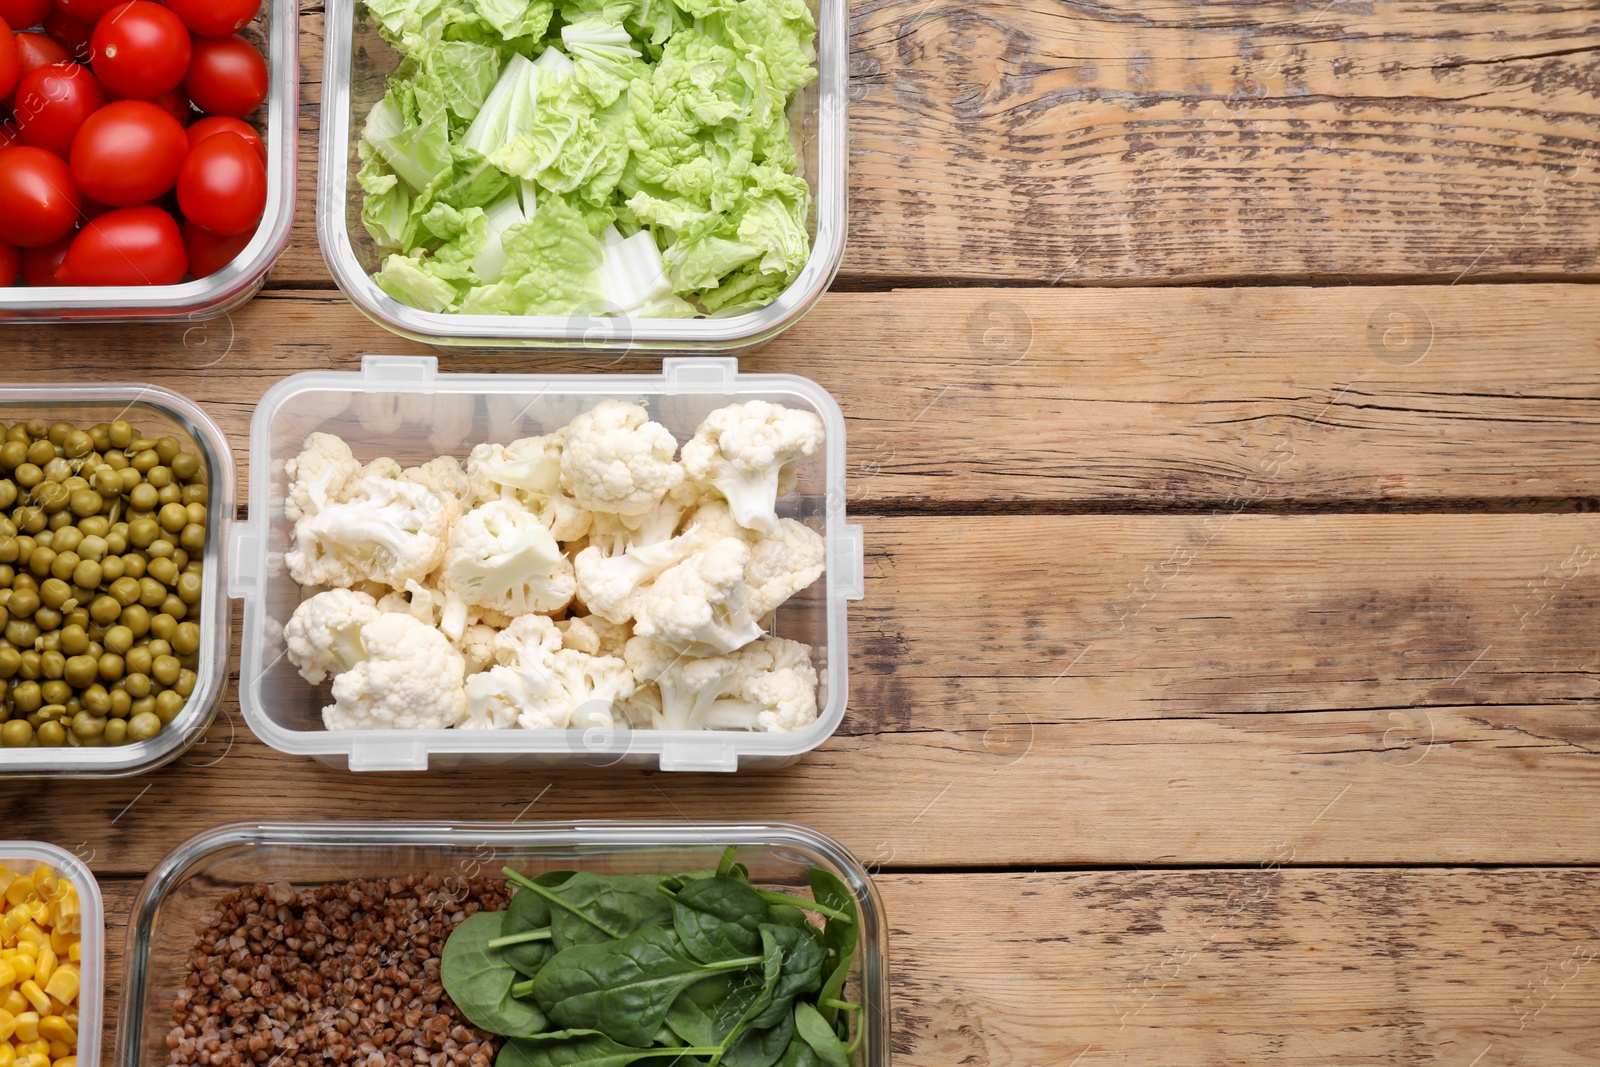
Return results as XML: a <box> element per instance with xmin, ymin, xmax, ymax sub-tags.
<box><xmin>232</xmin><ymin>356</ymin><xmax>864</xmax><ymax>772</ymax></box>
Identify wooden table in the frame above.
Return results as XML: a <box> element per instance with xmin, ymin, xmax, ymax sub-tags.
<box><xmin>6</xmin><ymin>2</ymin><xmax>1600</xmax><ymax>1063</ymax></box>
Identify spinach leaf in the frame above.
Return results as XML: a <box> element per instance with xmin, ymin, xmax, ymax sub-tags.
<box><xmin>807</xmin><ymin>870</ymin><xmax>859</xmax><ymax>1031</ymax></box>
<box><xmin>671</xmin><ymin>877</ymin><xmax>766</xmax><ymax>963</ymax></box>
<box><xmin>722</xmin><ymin>1009</ymin><xmax>795</xmax><ymax>1067</ymax></box>
<box><xmin>761</xmin><ymin>904</ymin><xmax>812</xmax><ymax>933</ymax></box>
<box><xmin>532</xmin><ymin>925</ymin><xmax>764</xmax><ymax>1047</ymax></box>
<box><xmin>748</xmin><ymin>925</ymin><xmax>826</xmax><ymax>1030</ymax></box>
<box><xmin>508</xmin><ymin>868</ymin><xmax>675</xmax><ymax>949</ymax></box>
<box><xmin>441</xmin><ymin>911</ymin><xmax>550</xmax><ymax>1037</ymax></box>
<box><xmin>498</xmin><ymin>870</ymin><xmax>576</xmax><ymax>976</ymax></box>
<box><xmin>792</xmin><ymin>1004</ymin><xmax>849</xmax><ymax>1067</ymax></box>
<box><xmin>496</xmin><ymin>1031</ymin><xmax>720</xmax><ymax>1067</ymax></box>
<box><xmin>665</xmin><ymin>975</ymin><xmax>757</xmax><ymax>1048</ymax></box>
<box><xmin>773</xmin><ymin>1038</ymin><xmax>825</xmax><ymax>1067</ymax></box>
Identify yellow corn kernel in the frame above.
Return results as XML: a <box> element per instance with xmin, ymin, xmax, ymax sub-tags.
<box><xmin>24</xmin><ymin>906</ymin><xmax>44</xmax><ymax>930</ymax></box>
<box><xmin>36</xmin><ymin>1019</ymin><xmax>71</xmax><ymax>1048</ymax></box>
<box><xmin>27</xmin><ymin>1051</ymin><xmax>47</xmax><ymax>1067</ymax></box>
<box><xmin>0</xmin><ymin>961</ymin><xmax>16</xmax><ymax>988</ymax></box>
<box><xmin>0</xmin><ymin>1041</ymin><xmax>15</xmax><ymax>1067</ymax></box>
<box><xmin>50</xmin><ymin>1059</ymin><xmax>70</xmax><ymax>1067</ymax></box>
<box><xmin>0</xmin><ymin>867</ymin><xmax>17</xmax><ymax>898</ymax></box>
<box><xmin>39</xmin><ymin>971</ymin><xmax>73</xmax><ymax>1010</ymax></box>
<box><xmin>4</xmin><ymin>879</ymin><xmax>33</xmax><ymax>910</ymax></box>
<box><xmin>41</xmin><ymin>936</ymin><xmax>65</xmax><ymax>962</ymax></box>
<box><xmin>47</xmin><ymin>896</ymin><xmax>73</xmax><ymax>941</ymax></box>
<box><xmin>2</xmin><ymin>993</ymin><xmax>25</xmax><ymax>1017</ymax></box>
<box><xmin>7</xmin><ymin>958</ymin><xmax>33</xmax><ymax>985</ymax></box>
<box><xmin>19</xmin><ymin>984</ymin><xmax>48</xmax><ymax>1017</ymax></box>
<box><xmin>59</xmin><ymin>947</ymin><xmax>74</xmax><ymax>967</ymax></box>
<box><xmin>0</xmin><ymin>1009</ymin><xmax>14</xmax><ymax>1041</ymax></box>
<box><xmin>19</xmin><ymin>1039</ymin><xmax>48</xmax><ymax>1059</ymax></box>
<box><xmin>14</xmin><ymin>927</ymin><xmax>44</xmax><ymax>951</ymax></box>
<box><xmin>3</xmin><ymin>906</ymin><xmax>31</xmax><ymax>935</ymax></box>
<box><xmin>57</xmin><ymin>1011</ymin><xmax>73</xmax><ymax>1033</ymax></box>
<box><xmin>44</xmin><ymin>1044</ymin><xmax>65</xmax><ymax>1062</ymax></box>
<box><xmin>14</xmin><ymin>1011</ymin><xmax>39</xmax><ymax>1042</ymax></box>
<box><xmin>31</xmin><ymin>950</ymin><xmax>51</xmax><ymax>991</ymax></box>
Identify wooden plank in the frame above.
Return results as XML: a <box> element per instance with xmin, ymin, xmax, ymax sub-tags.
<box><xmin>92</xmin><ymin>869</ymin><xmax>1600</xmax><ymax>1066</ymax></box>
<box><xmin>9</xmin><ymin>513</ymin><xmax>1600</xmax><ymax>873</ymax></box>
<box><xmin>7</xmin><ymin>285</ymin><xmax>1600</xmax><ymax>506</ymax></box>
<box><xmin>277</xmin><ymin>3</ymin><xmax>1600</xmax><ymax>286</ymax></box>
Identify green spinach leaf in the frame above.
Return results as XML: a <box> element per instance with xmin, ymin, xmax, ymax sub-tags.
<box><xmin>441</xmin><ymin>911</ymin><xmax>550</xmax><ymax>1037</ymax></box>
<box><xmin>792</xmin><ymin>1003</ymin><xmax>849</xmax><ymax>1067</ymax></box>
<box><xmin>807</xmin><ymin>870</ymin><xmax>859</xmax><ymax>1031</ymax></box>
<box><xmin>747</xmin><ymin>925</ymin><xmax>826</xmax><ymax>1030</ymax></box>
<box><xmin>496</xmin><ymin>1031</ymin><xmax>720</xmax><ymax>1067</ymax></box>
<box><xmin>497</xmin><ymin>870</ymin><xmax>576</xmax><ymax>976</ymax></box>
<box><xmin>532</xmin><ymin>925</ymin><xmax>764</xmax><ymax>1046</ymax></box>
<box><xmin>772</xmin><ymin>1038</ymin><xmax>825</xmax><ymax>1067</ymax></box>
<box><xmin>508</xmin><ymin>868</ymin><xmax>675</xmax><ymax>949</ymax></box>
<box><xmin>722</xmin><ymin>1009</ymin><xmax>795</xmax><ymax>1067</ymax></box>
<box><xmin>671</xmin><ymin>877</ymin><xmax>766</xmax><ymax>963</ymax></box>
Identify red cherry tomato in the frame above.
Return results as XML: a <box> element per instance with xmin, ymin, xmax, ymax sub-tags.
<box><xmin>0</xmin><ymin>0</ymin><xmax>49</xmax><ymax>31</ymax></box>
<box><xmin>0</xmin><ymin>18</ymin><xmax>21</xmax><ymax>100</ymax></box>
<box><xmin>56</xmin><ymin>204</ymin><xmax>183</xmax><ymax>284</ymax></box>
<box><xmin>69</xmin><ymin>99</ymin><xmax>187</xmax><ymax>205</ymax></box>
<box><xmin>176</xmin><ymin>130</ymin><xmax>263</xmax><ymax>236</ymax></box>
<box><xmin>12</xmin><ymin>61</ymin><xmax>102</xmax><ymax>157</ymax></box>
<box><xmin>89</xmin><ymin>1</ymin><xmax>189</xmax><ymax>99</ymax></box>
<box><xmin>40</xmin><ymin>4</ymin><xmax>89</xmax><ymax>60</ymax></box>
<box><xmin>181</xmin><ymin>35</ymin><xmax>265</xmax><ymax>118</ymax></box>
<box><xmin>51</xmin><ymin>0</ymin><xmax>120</xmax><ymax>27</ymax></box>
<box><xmin>0</xmin><ymin>144</ymin><xmax>79</xmax><ymax>246</ymax></box>
<box><xmin>147</xmin><ymin>84</ymin><xmax>190</xmax><ymax>126</ymax></box>
<box><xmin>18</xmin><ymin>233</ymin><xmax>69</xmax><ymax>284</ymax></box>
<box><xmin>163</xmin><ymin>0</ymin><xmax>256</xmax><ymax>38</ymax></box>
<box><xmin>13</xmin><ymin>31</ymin><xmax>68</xmax><ymax>72</ymax></box>
<box><xmin>0</xmin><ymin>119</ymin><xmax>19</xmax><ymax>148</ymax></box>
<box><xmin>180</xmin><ymin>216</ymin><xmax>251</xmax><ymax>276</ymax></box>
<box><xmin>185</xmin><ymin>114</ymin><xmax>263</xmax><ymax>164</ymax></box>
<box><xmin>0</xmin><ymin>241</ymin><xmax>17</xmax><ymax>285</ymax></box>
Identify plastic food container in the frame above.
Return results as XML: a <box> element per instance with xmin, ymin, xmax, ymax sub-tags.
<box><xmin>115</xmin><ymin>821</ymin><xmax>888</xmax><ymax>1067</ymax></box>
<box><xmin>0</xmin><ymin>385</ymin><xmax>234</xmax><ymax>776</ymax></box>
<box><xmin>234</xmin><ymin>355</ymin><xmax>863</xmax><ymax>772</ymax></box>
<box><xmin>0</xmin><ymin>841</ymin><xmax>104</xmax><ymax>1067</ymax></box>
<box><xmin>0</xmin><ymin>8</ymin><xmax>298</xmax><ymax>323</ymax></box>
<box><xmin>316</xmin><ymin>0</ymin><xmax>847</xmax><ymax>352</ymax></box>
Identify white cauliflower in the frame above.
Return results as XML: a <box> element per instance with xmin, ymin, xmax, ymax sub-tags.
<box><xmin>560</xmin><ymin>400</ymin><xmax>685</xmax><ymax>518</ymax></box>
<box><xmin>283</xmin><ymin>433</ymin><xmax>363</xmax><ymax>522</ymax></box>
<box><xmin>680</xmin><ymin>401</ymin><xmax>824</xmax><ymax>534</ymax></box>
<box><xmin>584</xmin><ymin>480</ymin><xmax>704</xmax><ymax>555</ymax></box>
<box><xmin>571</xmin><ymin>526</ymin><xmax>713</xmax><ymax>625</ymax></box>
<box><xmin>624</xmin><ymin>635</ymin><xmax>818</xmax><ymax>732</ymax></box>
<box><xmin>404</xmin><ymin>455</ymin><xmax>475</xmax><ymax>506</ymax></box>
<box><xmin>461</xmin><ymin>615</ymin><xmax>565</xmax><ymax>729</ymax></box>
<box><xmin>557</xmin><ymin>615</ymin><xmax>632</xmax><ymax>657</ymax></box>
<box><xmin>442</xmin><ymin>500</ymin><xmax>577</xmax><ymax>616</ymax></box>
<box><xmin>323</xmin><ymin>613</ymin><xmax>468</xmax><ymax>730</ymax></box>
<box><xmin>512</xmin><ymin>649</ymin><xmax>634</xmax><ymax>730</ymax></box>
<box><xmin>467</xmin><ymin>432</ymin><xmax>591</xmax><ymax>542</ymax></box>
<box><xmin>688</xmin><ymin>499</ymin><xmax>825</xmax><ymax>621</ymax></box>
<box><xmin>282</xmin><ymin>589</ymin><xmax>380</xmax><ymax>684</ymax></box>
<box><xmin>286</xmin><ymin>473</ymin><xmax>456</xmax><ymax>591</ymax></box>
<box><xmin>375</xmin><ymin>578</ymin><xmax>448</xmax><ymax>627</ymax></box>
<box><xmin>455</xmin><ymin>622</ymin><xmax>500</xmax><ymax>675</ymax></box>
<box><xmin>630</xmin><ymin>536</ymin><xmax>764</xmax><ymax>656</ymax></box>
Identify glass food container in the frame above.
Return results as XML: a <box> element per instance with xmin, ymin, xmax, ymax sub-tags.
<box><xmin>0</xmin><ymin>840</ymin><xmax>105</xmax><ymax>1067</ymax></box>
<box><xmin>233</xmin><ymin>355</ymin><xmax>864</xmax><ymax>772</ymax></box>
<box><xmin>0</xmin><ymin>3</ymin><xmax>298</xmax><ymax>323</ymax></box>
<box><xmin>316</xmin><ymin>0</ymin><xmax>847</xmax><ymax>351</ymax></box>
<box><xmin>115</xmin><ymin>821</ymin><xmax>889</xmax><ymax>1067</ymax></box>
<box><xmin>0</xmin><ymin>385</ymin><xmax>234</xmax><ymax>776</ymax></box>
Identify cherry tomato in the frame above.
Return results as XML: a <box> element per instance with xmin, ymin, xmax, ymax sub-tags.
<box><xmin>56</xmin><ymin>204</ymin><xmax>183</xmax><ymax>284</ymax></box>
<box><xmin>0</xmin><ymin>18</ymin><xmax>20</xmax><ymax>100</ymax></box>
<box><xmin>12</xmin><ymin>61</ymin><xmax>102</xmax><ymax>157</ymax></box>
<box><xmin>69</xmin><ymin>99</ymin><xmax>187</xmax><ymax>205</ymax></box>
<box><xmin>185</xmin><ymin>115</ymin><xmax>263</xmax><ymax>164</ymax></box>
<box><xmin>148</xmin><ymin>84</ymin><xmax>190</xmax><ymax>126</ymax></box>
<box><xmin>13</xmin><ymin>31</ymin><xmax>67</xmax><ymax>72</ymax></box>
<box><xmin>0</xmin><ymin>0</ymin><xmax>49</xmax><ymax>31</ymax></box>
<box><xmin>89</xmin><ymin>1</ymin><xmax>189</xmax><ymax>99</ymax></box>
<box><xmin>18</xmin><ymin>233</ymin><xmax>69</xmax><ymax>284</ymax></box>
<box><xmin>181</xmin><ymin>35</ymin><xmax>265</xmax><ymax>118</ymax></box>
<box><xmin>163</xmin><ymin>0</ymin><xmax>256</xmax><ymax>38</ymax></box>
<box><xmin>0</xmin><ymin>119</ymin><xmax>19</xmax><ymax>148</ymax></box>
<box><xmin>51</xmin><ymin>0</ymin><xmax>120</xmax><ymax>27</ymax></box>
<box><xmin>180</xmin><ymin>216</ymin><xmax>251</xmax><ymax>276</ymax></box>
<box><xmin>0</xmin><ymin>241</ymin><xmax>17</xmax><ymax>285</ymax></box>
<box><xmin>176</xmin><ymin>130</ymin><xmax>263</xmax><ymax>236</ymax></box>
<box><xmin>40</xmin><ymin>4</ymin><xmax>89</xmax><ymax>60</ymax></box>
<box><xmin>0</xmin><ymin>144</ymin><xmax>79</xmax><ymax>246</ymax></box>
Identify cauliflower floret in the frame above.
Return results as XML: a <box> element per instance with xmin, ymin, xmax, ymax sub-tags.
<box><xmin>680</xmin><ymin>401</ymin><xmax>823</xmax><ymax>534</ymax></box>
<box><xmin>624</xmin><ymin>635</ymin><xmax>818</xmax><ymax>732</ymax></box>
<box><xmin>571</xmin><ymin>526</ymin><xmax>713</xmax><ymax>625</ymax></box>
<box><xmin>630</xmin><ymin>536</ymin><xmax>764</xmax><ymax>656</ymax></box>
<box><xmin>461</xmin><ymin>615</ymin><xmax>565</xmax><ymax>729</ymax></box>
<box><xmin>455</xmin><ymin>622</ymin><xmax>500</xmax><ymax>675</ymax></box>
<box><xmin>687</xmin><ymin>500</ymin><xmax>825</xmax><ymax>620</ymax></box>
<box><xmin>404</xmin><ymin>455</ymin><xmax>475</xmax><ymax>506</ymax></box>
<box><xmin>516</xmin><ymin>648</ymin><xmax>635</xmax><ymax>731</ymax></box>
<box><xmin>286</xmin><ymin>473</ymin><xmax>457</xmax><ymax>591</ymax></box>
<box><xmin>584</xmin><ymin>480</ymin><xmax>704</xmax><ymax>555</ymax></box>
<box><xmin>560</xmin><ymin>400</ymin><xmax>685</xmax><ymax>518</ymax></box>
<box><xmin>557</xmin><ymin>615</ymin><xmax>632</xmax><ymax>657</ymax></box>
<box><xmin>283</xmin><ymin>433</ymin><xmax>363</xmax><ymax>522</ymax></box>
<box><xmin>323</xmin><ymin>613</ymin><xmax>468</xmax><ymax>730</ymax></box>
<box><xmin>375</xmin><ymin>577</ymin><xmax>449</xmax><ymax>627</ymax></box>
<box><xmin>443</xmin><ymin>500</ymin><xmax>577</xmax><ymax>616</ymax></box>
<box><xmin>282</xmin><ymin>589</ymin><xmax>380</xmax><ymax>684</ymax></box>
<box><xmin>467</xmin><ymin>432</ymin><xmax>591</xmax><ymax>542</ymax></box>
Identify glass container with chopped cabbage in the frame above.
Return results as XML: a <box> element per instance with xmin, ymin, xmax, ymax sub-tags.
<box><xmin>355</xmin><ymin>0</ymin><xmax>818</xmax><ymax>318</ymax></box>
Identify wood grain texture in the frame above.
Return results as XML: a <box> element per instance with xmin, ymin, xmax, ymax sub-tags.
<box><xmin>90</xmin><ymin>870</ymin><xmax>1600</xmax><ymax>1067</ymax></box>
<box><xmin>7</xmin><ymin>285</ymin><xmax>1600</xmax><ymax>506</ymax></box>
<box><xmin>7</xmin><ymin>513</ymin><xmax>1599</xmax><ymax>872</ymax></box>
<box><xmin>274</xmin><ymin>2</ymin><xmax>1600</xmax><ymax>287</ymax></box>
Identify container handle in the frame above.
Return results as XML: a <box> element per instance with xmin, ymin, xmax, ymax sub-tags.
<box><xmin>659</xmin><ymin>740</ymin><xmax>739</xmax><ymax>773</ymax></box>
<box><xmin>228</xmin><ymin>523</ymin><xmax>260</xmax><ymax>600</ymax></box>
<box><xmin>834</xmin><ymin>523</ymin><xmax>865</xmax><ymax>601</ymax></box>
<box><xmin>662</xmin><ymin>357</ymin><xmax>738</xmax><ymax>393</ymax></box>
<box><xmin>362</xmin><ymin>355</ymin><xmax>438</xmax><ymax>383</ymax></box>
<box><xmin>348</xmin><ymin>738</ymin><xmax>430</xmax><ymax>772</ymax></box>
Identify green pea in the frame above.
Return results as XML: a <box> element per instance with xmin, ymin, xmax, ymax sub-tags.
<box><xmin>39</xmin><ymin>679</ymin><xmax>70</xmax><ymax>705</ymax></box>
<box><xmin>0</xmin><ymin>648</ymin><xmax>17</xmax><ymax>678</ymax></box>
<box><xmin>38</xmin><ymin>578</ymin><xmax>70</xmax><ymax>610</ymax></box>
<box><xmin>120</xmin><ymin>604</ymin><xmax>150</xmax><ymax>637</ymax></box>
<box><xmin>102</xmin><ymin>717</ymin><xmax>127</xmax><ymax>745</ymax></box>
<box><xmin>171</xmin><ymin>621</ymin><xmax>200</xmax><ymax>657</ymax></box>
<box><xmin>176</xmin><ymin>572</ymin><xmax>202</xmax><ymax>605</ymax></box>
<box><xmin>72</xmin><ymin>560</ymin><xmax>102</xmax><ymax>589</ymax></box>
<box><xmin>97</xmin><ymin>653</ymin><xmax>124</xmax><ymax>682</ymax></box>
<box><xmin>35</xmin><ymin>720</ymin><xmax>65</xmax><ymax>746</ymax></box>
<box><xmin>125</xmin><ymin>646</ymin><xmax>152</xmax><ymax>677</ymax></box>
<box><xmin>0</xmin><ymin>482</ymin><xmax>15</xmax><ymax>510</ymax></box>
<box><xmin>10</xmin><ymin>680</ymin><xmax>40</xmax><ymax>713</ymax></box>
<box><xmin>151</xmin><ymin>654</ymin><xmax>181</xmax><ymax>687</ymax></box>
<box><xmin>146</xmin><ymin>466</ymin><xmax>172</xmax><ymax>490</ymax></box>
<box><xmin>122</xmin><ymin>672</ymin><xmax>151</xmax><ymax>699</ymax></box>
<box><xmin>153</xmin><ymin>688</ymin><xmax>185</xmax><ymax>723</ymax></box>
<box><xmin>63</xmin><ymin>431</ymin><xmax>92</xmax><ymax>459</ymax></box>
<box><xmin>179</xmin><ymin>523</ymin><xmax>205</xmax><ymax>553</ymax></box>
<box><xmin>126</xmin><ymin>711</ymin><xmax>161</xmax><ymax>742</ymax></box>
<box><xmin>0</xmin><ymin>441</ymin><xmax>26</xmax><ymax>470</ymax></box>
<box><xmin>26</xmin><ymin>439</ymin><xmax>54</xmax><ymax>466</ymax></box>
<box><xmin>159</xmin><ymin>596</ymin><xmax>186</xmax><ymax>620</ymax></box>
<box><xmin>108</xmin><ymin>421</ymin><xmax>133</xmax><ymax>449</ymax></box>
<box><xmin>170</xmin><ymin>452</ymin><xmax>200</xmax><ymax>481</ymax></box>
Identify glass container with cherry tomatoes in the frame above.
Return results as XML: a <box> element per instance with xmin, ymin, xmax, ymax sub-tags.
<box><xmin>0</xmin><ymin>0</ymin><xmax>293</xmax><ymax>320</ymax></box>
